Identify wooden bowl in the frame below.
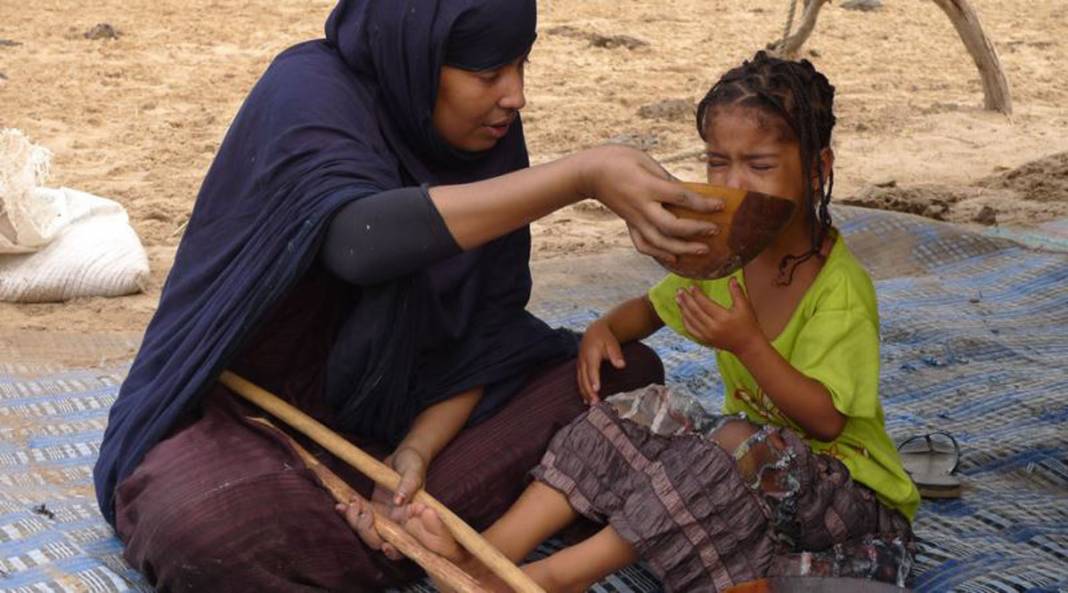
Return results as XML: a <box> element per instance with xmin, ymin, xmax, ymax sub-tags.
<box><xmin>661</xmin><ymin>182</ymin><xmax>795</xmax><ymax>279</ymax></box>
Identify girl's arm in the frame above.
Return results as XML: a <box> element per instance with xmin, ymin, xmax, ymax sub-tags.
<box><xmin>579</xmin><ymin>296</ymin><xmax>664</xmax><ymax>402</ymax></box>
<box><xmin>602</xmin><ymin>295</ymin><xmax>664</xmax><ymax>343</ymax></box>
<box><xmin>676</xmin><ymin>280</ymin><xmax>846</xmax><ymax>441</ymax></box>
<box><xmin>731</xmin><ymin>337</ymin><xmax>845</xmax><ymax>441</ymax></box>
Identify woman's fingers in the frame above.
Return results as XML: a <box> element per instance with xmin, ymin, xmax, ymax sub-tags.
<box><xmin>339</xmin><ymin>497</ymin><xmax>386</xmax><ymax>551</ymax></box>
<box><xmin>395</xmin><ymin>470</ymin><xmax>421</xmax><ymax>506</ymax></box>
<box><xmin>654</xmin><ymin>210</ymin><xmax>720</xmax><ymax>240</ymax></box>
<box><xmin>391</xmin><ymin>448</ymin><xmax>427</xmax><ymax>506</ymax></box>
<box><xmin>631</xmin><ymin>221</ymin><xmax>708</xmax><ymax>259</ymax></box>
<box><xmin>336</xmin><ymin>498</ymin><xmax>404</xmax><ymax>562</ymax></box>
<box><xmin>644</xmin><ymin>224</ymin><xmax>709</xmax><ymax>257</ymax></box>
<box><xmin>381</xmin><ymin>544</ymin><xmax>403</xmax><ymax>562</ymax></box>
<box><xmin>675</xmin><ymin>186</ymin><xmax>725</xmax><ymax>214</ymax></box>
<box><xmin>627</xmin><ymin>226</ymin><xmax>677</xmax><ymax>263</ymax></box>
<box><xmin>645</xmin><ymin>174</ymin><xmax>724</xmax><ymax>213</ymax></box>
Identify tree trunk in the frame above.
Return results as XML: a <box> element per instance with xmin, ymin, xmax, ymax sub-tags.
<box><xmin>768</xmin><ymin>0</ymin><xmax>831</xmax><ymax>59</ymax></box>
<box><xmin>930</xmin><ymin>0</ymin><xmax>1013</xmax><ymax>114</ymax></box>
<box><xmin>763</xmin><ymin>0</ymin><xmax>1012</xmax><ymax>115</ymax></box>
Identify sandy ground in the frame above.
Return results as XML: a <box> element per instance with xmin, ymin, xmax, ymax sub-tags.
<box><xmin>1</xmin><ymin>0</ymin><xmax>1066</xmax><ymax>334</ymax></box>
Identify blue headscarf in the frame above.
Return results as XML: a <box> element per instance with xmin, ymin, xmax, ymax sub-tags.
<box><xmin>94</xmin><ymin>0</ymin><xmax>575</xmax><ymax>525</ymax></box>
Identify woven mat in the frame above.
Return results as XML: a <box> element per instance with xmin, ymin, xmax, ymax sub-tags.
<box><xmin>1</xmin><ymin>206</ymin><xmax>1065</xmax><ymax>592</ymax></box>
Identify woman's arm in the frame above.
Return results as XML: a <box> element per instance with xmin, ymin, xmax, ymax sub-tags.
<box><xmin>324</xmin><ymin>145</ymin><xmax>722</xmax><ymax>286</ymax></box>
<box><xmin>429</xmin><ymin>145</ymin><xmax>719</xmax><ymax>262</ymax></box>
<box><xmin>398</xmin><ymin>387</ymin><xmax>482</xmax><ymax>463</ymax></box>
<box><xmin>322</xmin><ymin>187</ymin><xmax>460</xmax><ymax>285</ymax></box>
<box><xmin>324</xmin><ymin>145</ymin><xmax>724</xmax><ymax>286</ymax></box>
<box><xmin>387</xmin><ymin>387</ymin><xmax>484</xmax><ymax>505</ymax></box>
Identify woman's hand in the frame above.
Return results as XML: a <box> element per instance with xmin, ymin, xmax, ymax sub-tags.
<box><xmin>578</xmin><ymin>319</ymin><xmax>626</xmax><ymax>404</ymax></box>
<box><xmin>577</xmin><ymin>145</ymin><xmax>724</xmax><ymax>262</ymax></box>
<box><xmin>376</xmin><ymin>446</ymin><xmax>427</xmax><ymax>507</ymax></box>
<box><xmin>677</xmin><ymin>279</ymin><xmax>764</xmax><ymax>356</ymax></box>
<box><xmin>340</xmin><ymin>446</ymin><xmax>428</xmax><ymax>561</ymax></box>
<box><xmin>336</xmin><ymin>494</ymin><xmax>407</xmax><ymax>561</ymax></box>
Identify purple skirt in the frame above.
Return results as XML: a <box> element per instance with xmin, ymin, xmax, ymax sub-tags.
<box><xmin>114</xmin><ymin>344</ymin><xmax>665</xmax><ymax>592</ymax></box>
<box><xmin>532</xmin><ymin>385</ymin><xmax>914</xmax><ymax>593</ymax></box>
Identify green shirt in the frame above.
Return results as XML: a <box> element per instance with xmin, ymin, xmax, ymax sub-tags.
<box><xmin>648</xmin><ymin>233</ymin><xmax>920</xmax><ymax>521</ymax></box>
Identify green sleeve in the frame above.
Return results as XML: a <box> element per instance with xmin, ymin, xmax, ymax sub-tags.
<box><xmin>790</xmin><ymin>274</ymin><xmax>881</xmax><ymax>419</ymax></box>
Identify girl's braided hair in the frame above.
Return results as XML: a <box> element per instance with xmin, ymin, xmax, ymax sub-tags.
<box><xmin>696</xmin><ymin>51</ymin><xmax>837</xmax><ymax>284</ymax></box>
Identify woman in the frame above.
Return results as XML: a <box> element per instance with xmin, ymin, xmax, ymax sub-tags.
<box><xmin>94</xmin><ymin>1</ymin><xmax>720</xmax><ymax>591</ymax></box>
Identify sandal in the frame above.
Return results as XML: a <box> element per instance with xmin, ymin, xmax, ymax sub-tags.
<box><xmin>897</xmin><ymin>431</ymin><xmax>962</xmax><ymax>499</ymax></box>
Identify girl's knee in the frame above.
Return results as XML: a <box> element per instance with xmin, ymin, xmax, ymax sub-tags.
<box><xmin>711</xmin><ymin>419</ymin><xmax>760</xmax><ymax>455</ymax></box>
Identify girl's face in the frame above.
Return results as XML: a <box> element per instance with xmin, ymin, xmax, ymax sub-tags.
<box><xmin>433</xmin><ymin>54</ymin><xmax>528</xmax><ymax>152</ymax></box>
<box><xmin>702</xmin><ymin>105</ymin><xmax>831</xmax><ymax>205</ymax></box>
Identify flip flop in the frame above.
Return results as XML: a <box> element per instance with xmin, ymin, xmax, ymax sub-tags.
<box><xmin>897</xmin><ymin>431</ymin><xmax>962</xmax><ymax>499</ymax></box>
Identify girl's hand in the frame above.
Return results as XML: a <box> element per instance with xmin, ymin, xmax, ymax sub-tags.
<box><xmin>578</xmin><ymin>319</ymin><xmax>626</xmax><ymax>404</ymax></box>
<box><xmin>577</xmin><ymin>145</ymin><xmax>723</xmax><ymax>262</ymax></box>
<box><xmin>677</xmin><ymin>279</ymin><xmax>764</xmax><ymax>355</ymax></box>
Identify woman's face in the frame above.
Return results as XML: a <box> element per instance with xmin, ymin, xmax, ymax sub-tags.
<box><xmin>433</xmin><ymin>54</ymin><xmax>527</xmax><ymax>152</ymax></box>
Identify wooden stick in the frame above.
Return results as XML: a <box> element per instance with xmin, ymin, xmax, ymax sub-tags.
<box><xmin>220</xmin><ymin>371</ymin><xmax>544</xmax><ymax>593</ymax></box>
<box><xmin>245</xmin><ymin>417</ymin><xmax>489</xmax><ymax>593</ymax></box>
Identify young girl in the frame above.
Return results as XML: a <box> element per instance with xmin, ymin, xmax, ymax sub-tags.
<box><xmin>342</xmin><ymin>51</ymin><xmax>920</xmax><ymax>592</ymax></box>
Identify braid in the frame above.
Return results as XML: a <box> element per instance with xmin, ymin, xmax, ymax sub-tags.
<box><xmin>696</xmin><ymin>51</ymin><xmax>837</xmax><ymax>285</ymax></box>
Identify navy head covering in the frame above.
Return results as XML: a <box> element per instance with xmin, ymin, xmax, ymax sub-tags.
<box><xmin>94</xmin><ymin>0</ymin><xmax>575</xmax><ymax>525</ymax></box>
<box><xmin>327</xmin><ymin>0</ymin><xmax>537</xmax><ymax>174</ymax></box>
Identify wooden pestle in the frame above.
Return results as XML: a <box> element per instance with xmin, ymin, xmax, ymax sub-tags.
<box><xmin>245</xmin><ymin>416</ymin><xmax>489</xmax><ymax>593</ymax></box>
<box><xmin>219</xmin><ymin>371</ymin><xmax>544</xmax><ymax>593</ymax></box>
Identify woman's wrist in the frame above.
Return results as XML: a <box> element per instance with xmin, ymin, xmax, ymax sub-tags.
<box><xmin>567</xmin><ymin>147</ymin><xmax>605</xmax><ymax>201</ymax></box>
<box><xmin>394</xmin><ymin>439</ymin><xmax>434</xmax><ymax>464</ymax></box>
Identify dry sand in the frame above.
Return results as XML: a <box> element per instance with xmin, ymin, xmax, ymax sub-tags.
<box><xmin>1</xmin><ymin>0</ymin><xmax>1066</xmax><ymax>335</ymax></box>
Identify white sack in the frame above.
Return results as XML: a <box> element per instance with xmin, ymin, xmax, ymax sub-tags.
<box><xmin>0</xmin><ymin>129</ymin><xmax>150</xmax><ymax>302</ymax></box>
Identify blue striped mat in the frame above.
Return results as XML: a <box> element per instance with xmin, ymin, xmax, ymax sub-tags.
<box><xmin>1</xmin><ymin>206</ymin><xmax>1065</xmax><ymax>592</ymax></box>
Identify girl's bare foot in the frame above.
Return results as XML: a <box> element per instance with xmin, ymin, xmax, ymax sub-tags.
<box><xmin>403</xmin><ymin>504</ymin><xmax>469</xmax><ymax>565</ymax></box>
<box><xmin>404</xmin><ymin>503</ymin><xmax>513</xmax><ymax>593</ymax></box>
